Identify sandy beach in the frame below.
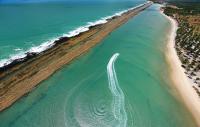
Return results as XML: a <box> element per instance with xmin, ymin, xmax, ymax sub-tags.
<box><xmin>163</xmin><ymin>12</ymin><xmax>200</xmax><ymax>126</ymax></box>
<box><xmin>0</xmin><ymin>2</ymin><xmax>152</xmax><ymax>111</ymax></box>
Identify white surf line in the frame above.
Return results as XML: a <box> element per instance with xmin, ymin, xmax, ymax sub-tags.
<box><xmin>0</xmin><ymin>1</ymin><xmax>151</xmax><ymax>68</ymax></box>
<box><xmin>107</xmin><ymin>53</ymin><xmax>128</xmax><ymax>127</ymax></box>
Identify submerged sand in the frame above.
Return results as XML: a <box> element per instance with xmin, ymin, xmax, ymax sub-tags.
<box><xmin>0</xmin><ymin>2</ymin><xmax>152</xmax><ymax>111</ymax></box>
<box><xmin>163</xmin><ymin>12</ymin><xmax>200</xmax><ymax>126</ymax></box>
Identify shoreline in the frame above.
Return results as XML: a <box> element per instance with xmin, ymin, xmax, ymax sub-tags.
<box><xmin>163</xmin><ymin>12</ymin><xmax>200</xmax><ymax>126</ymax></box>
<box><xmin>0</xmin><ymin>2</ymin><xmax>152</xmax><ymax>111</ymax></box>
<box><xmin>0</xmin><ymin>2</ymin><xmax>149</xmax><ymax>70</ymax></box>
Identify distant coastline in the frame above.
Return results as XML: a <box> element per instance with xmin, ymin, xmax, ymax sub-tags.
<box><xmin>0</xmin><ymin>2</ymin><xmax>152</xmax><ymax>111</ymax></box>
<box><xmin>162</xmin><ymin>8</ymin><xmax>200</xmax><ymax>126</ymax></box>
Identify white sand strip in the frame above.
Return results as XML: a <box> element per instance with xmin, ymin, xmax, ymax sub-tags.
<box><xmin>162</xmin><ymin>12</ymin><xmax>200</xmax><ymax>126</ymax></box>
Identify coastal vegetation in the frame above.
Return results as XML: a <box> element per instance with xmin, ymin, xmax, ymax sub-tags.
<box><xmin>163</xmin><ymin>3</ymin><xmax>200</xmax><ymax>96</ymax></box>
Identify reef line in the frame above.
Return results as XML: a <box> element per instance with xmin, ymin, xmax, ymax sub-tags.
<box><xmin>0</xmin><ymin>2</ymin><xmax>152</xmax><ymax>111</ymax></box>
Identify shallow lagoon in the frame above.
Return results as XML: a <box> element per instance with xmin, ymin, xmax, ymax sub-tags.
<box><xmin>0</xmin><ymin>4</ymin><xmax>197</xmax><ymax>127</ymax></box>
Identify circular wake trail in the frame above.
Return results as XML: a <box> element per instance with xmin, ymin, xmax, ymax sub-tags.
<box><xmin>107</xmin><ymin>53</ymin><xmax>128</xmax><ymax>127</ymax></box>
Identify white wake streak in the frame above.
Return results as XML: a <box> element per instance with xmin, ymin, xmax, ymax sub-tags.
<box><xmin>107</xmin><ymin>53</ymin><xmax>127</xmax><ymax>127</ymax></box>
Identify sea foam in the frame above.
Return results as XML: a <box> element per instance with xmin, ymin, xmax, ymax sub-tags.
<box><xmin>0</xmin><ymin>2</ymin><xmax>149</xmax><ymax>68</ymax></box>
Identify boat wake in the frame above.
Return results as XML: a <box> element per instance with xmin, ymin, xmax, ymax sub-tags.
<box><xmin>107</xmin><ymin>53</ymin><xmax>127</xmax><ymax>127</ymax></box>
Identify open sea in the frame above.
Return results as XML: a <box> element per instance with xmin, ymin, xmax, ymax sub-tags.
<box><xmin>0</xmin><ymin>1</ymin><xmax>197</xmax><ymax>127</ymax></box>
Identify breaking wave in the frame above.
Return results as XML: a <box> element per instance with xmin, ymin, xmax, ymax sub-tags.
<box><xmin>0</xmin><ymin>2</ymin><xmax>150</xmax><ymax>68</ymax></box>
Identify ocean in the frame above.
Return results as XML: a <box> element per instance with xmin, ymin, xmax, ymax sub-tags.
<box><xmin>0</xmin><ymin>2</ymin><xmax>197</xmax><ymax>127</ymax></box>
<box><xmin>0</xmin><ymin>1</ymin><xmax>145</xmax><ymax>67</ymax></box>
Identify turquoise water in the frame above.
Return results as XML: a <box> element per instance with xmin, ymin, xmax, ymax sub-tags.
<box><xmin>0</xmin><ymin>3</ymin><xmax>197</xmax><ymax>127</ymax></box>
<box><xmin>0</xmin><ymin>1</ymin><xmax>144</xmax><ymax>62</ymax></box>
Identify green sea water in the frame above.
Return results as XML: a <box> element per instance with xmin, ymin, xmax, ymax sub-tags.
<box><xmin>0</xmin><ymin>1</ymin><xmax>144</xmax><ymax>61</ymax></box>
<box><xmin>0</xmin><ymin>4</ymin><xmax>197</xmax><ymax>127</ymax></box>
